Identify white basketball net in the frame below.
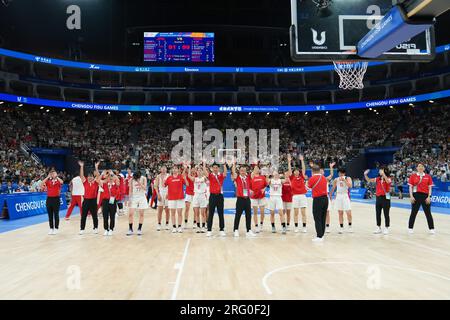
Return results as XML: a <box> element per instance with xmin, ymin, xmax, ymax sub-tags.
<box><xmin>333</xmin><ymin>61</ymin><xmax>369</xmax><ymax>90</ymax></box>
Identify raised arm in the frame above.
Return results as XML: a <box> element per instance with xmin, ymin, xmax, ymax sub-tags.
<box><xmin>364</xmin><ymin>170</ymin><xmax>376</xmax><ymax>183</ymax></box>
<box><xmin>346</xmin><ymin>176</ymin><xmax>353</xmax><ymax>188</ymax></box>
<box><xmin>222</xmin><ymin>163</ymin><xmax>228</xmax><ymax>177</ymax></box>
<box><xmin>287</xmin><ymin>154</ymin><xmax>292</xmax><ymax>176</ymax></box>
<box><xmin>326</xmin><ymin>162</ymin><xmax>336</xmax><ymax>181</ymax></box>
<box><xmin>330</xmin><ymin>179</ymin><xmax>337</xmax><ymax>198</ymax></box>
<box><xmin>79</xmin><ymin>161</ymin><xmax>85</xmax><ymax>183</ymax></box>
<box><xmin>202</xmin><ymin>161</ymin><xmax>209</xmax><ymax>178</ymax></box>
<box><xmin>299</xmin><ymin>155</ymin><xmax>306</xmax><ymax>177</ymax></box>
<box><xmin>231</xmin><ymin>159</ymin><xmax>237</xmax><ymax>181</ymax></box>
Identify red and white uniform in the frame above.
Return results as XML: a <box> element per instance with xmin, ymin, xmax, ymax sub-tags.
<box><xmin>408</xmin><ymin>173</ymin><xmax>433</xmax><ymax>195</ymax></box>
<box><xmin>250</xmin><ymin>175</ymin><xmax>267</xmax><ymax>207</ymax></box>
<box><xmin>165</xmin><ymin>175</ymin><xmax>186</xmax><ymax>209</ymax></box>
<box><xmin>66</xmin><ymin>176</ymin><xmax>84</xmax><ymax>218</ymax></box>
<box><xmin>45</xmin><ymin>179</ymin><xmax>62</xmax><ymax>198</ymax></box>
<box><xmin>83</xmin><ymin>180</ymin><xmax>99</xmax><ymax>200</ymax></box>
<box><xmin>130</xmin><ymin>177</ymin><xmax>149</xmax><ymax>209</ymax></box>
<box><xmin>290</xmin><ymin>174</ymin><xmax>308</xmax><ymax>209</ymax></box>
<box><xmin>99</xmin><ymin>181</ymin><xmax>120</xmax><ymax>202</ymax></box>
<box><xmin>185</xmin><ymin>175</ymin><xmax>195</xmax><ymax>203</ymax></box>
<box><xmin>192</xmin><ymin>176</ymin><xmax>208</xmax><ymax>208</ymax></box>
<box><xmin>282</xmin><ymin>180</ymin><xmax>293</xmax><ymax>210</ymax></box>
<box><xmin>375</xmin><ymin>177</ymin><xmax>392</xmax><ymax>197</ymax></box>
<box><xmin>307</xmin><ymin>174</ymin><xmax>328</xmax><ymax>198</ymax></box>
<box><xmin>268</xmin><ymin>178</ymin><xmax>283</xmax><ymax>211</ymax></box>
<box><xmin>208</xmin><ymin>172</ymin><xmax>225</xmax><ymax>194</ymax></box>
<box><xmin>333</xmin><ymin>176</ymin><xmax>352</xmax><ymax>211</ymax></box>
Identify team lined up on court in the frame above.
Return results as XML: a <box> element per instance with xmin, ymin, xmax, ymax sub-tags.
<box><xmin>42</xmin><ymin>156</ymin><xmax>436</xmax><ymax>241</ymax></box>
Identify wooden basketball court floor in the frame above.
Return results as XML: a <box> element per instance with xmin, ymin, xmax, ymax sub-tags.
<box><xmin>1</xmin><ymin>198</ymin><xmax>449</xmax><ymax>300</ymax></box>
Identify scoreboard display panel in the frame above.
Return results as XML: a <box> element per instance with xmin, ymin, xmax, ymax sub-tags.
<box><xmin>143</xmin><ymin>32</ymin><xmax>215</xmax><ymax>63</ymax></box>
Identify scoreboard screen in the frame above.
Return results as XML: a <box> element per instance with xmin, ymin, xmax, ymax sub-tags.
<box><xmin>143</xmin><ymin>32</ymin><xmax>215</xmax><ymax>63</ymax></box>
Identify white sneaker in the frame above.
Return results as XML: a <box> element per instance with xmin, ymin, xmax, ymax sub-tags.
<box><xmin>126</xmin><ymin>229</ymin><xmax>134</xmax><ymax>236</ymax></box>
<box><xmin>108</xmin><ymin>230</ymin><xmax>113</xmax><ymax>236</ymax></box>
<box><xmin>259</xmin><ymin>225</ymin><xmax>264</xmax><ymax>233</ymax></box>
<box><xmin>255</xmin><ymin>226</ymin><xmax>261</xmax><ymax>234</ymax></box>
<box><xmin>193</xmin><ymin>224</ymin><xmax>197</xmax><ymax>230</ymax></box>
<box><xmin>312</xmin><ymin>237</ymin><xmax>324</xmax><ymax>243</ymax></box>
<box><xmin>339</xmin><ymin>227</ymin><xmax>344</xmax><ymax>234</ymax></box>
<box><xmin>156</xmin><ymin>224</ymin><xmax>161</xmax><ymax>231</ymax></box>
<box><xmin>206</xmin><ymin>231</ymin><xmax>213</xmax><ymax>237</ymax></box>
<box><xmin>429</xmin><ymin>229</ymin><xmax>436</xmax><ymax>235</ymax></box>
<box><xmin>383</xmin><ymin>228</ymin><xmax>389</xmax><ymax>235</ymax></box>
<box><xmin>373</xmin><ymin>227</ymin><xmax>382</xmax><ymax>234</ymax></box>
<box><xmin>48</xmin><ymin>229</ymin><xmax>54</xmax><ymax>235</ymax></box>
<box><xmin>286</xmin><ymin>225</ymin><xmax>291</xmax><ymax>231</ymax></box>
<box><xmin>271</xmin><ymin>226</ymin><xmax>276</xmax><ymax>233</ymax></box>
<box><xmin>294</xmin><ymin>227</ymin><xmax>299</xmax><ymax>233</ymax></box>
<box><xmin>282</xmin><ymin>227</ymin><xmax>287</xmax><ymax>234</ymax></box>
<box><xmin>93</xmin><ymin>229</ymin><xmax>98</xmax><ymax>234</ymax></box>
<box><xmin>302</xmin><ymin>227</ymin><xmax>307</xmax><ymax>233</ymax></box>
<box><xmin>79</xmin><ymin>230</ymin><xmax>84</xmax><ymax>235</ymax></box>
<box><xmin>172</xmin><ymin>228</ymin><xmax>177</xmax><ymax>234</ymax></box>
<box><xmin>201</xmin><ymin>227</ymin><xmax>207</xmax><ymax>233</ymax></box>
<box><xmin>219</xmin><ymin>231</ymin><xmax>226</xmax><ymax>237</ymax></box>
<box><xmin>53</xmin><ymin>229</ymin><xmax>59</xmax><ymax>235</ymax></box>
<box><xmin>165</xmin><ymin>224</ymin><xmax>170</xmax><ymax>231</ymax></box>
<box><xmin>137</xmin><ymin>229</ymin><xmax>143</xmax><ymax>236</ymax></box>
<box><xmin>347</xmin><ymin>226</ymin><xmax>353</xmax><ymax>233</ymax></box>
<box><xmin>103</xmin><ymin>231</ymin><xmax>109</xmax><ymax>236</ymax></box>
<box><xmin>408</xmin><ymin>228</ymin><xmax>414</xmax><ymax>234</ymax></box>
<box><xmin>178</xmin><ymin>227</ymin><xmax>183</xmax><ymax>233</ymax></box>
<box><xmin>246</xmin><ymin>230</ymin><xmax>256</xmax><ymax>237</ymax></box>
<box><xmin>234</xmin><ymin>230</ymin><xmax>240</xmax><ymax>238</ymax></box>
<box><xmin>326</xmin><ymin>227</ymin><xmax>331</xmax><ymax>234</ymax></box>
<box><xmin>184</xmin><ymin>223</ymin><xmax>188</xmax><ymax>229</ymax></box>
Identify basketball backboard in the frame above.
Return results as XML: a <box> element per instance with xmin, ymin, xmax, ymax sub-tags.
<box><xmin>290</xmin><ymin>0</ymin><xmax>435</xmax><ymax>62</ymax></box>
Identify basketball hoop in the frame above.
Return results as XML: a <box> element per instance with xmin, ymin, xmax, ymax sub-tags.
<box><xmin>333</xmin><ymin>60</ymin><xmax>368</xmax><ymax>90</ymax></box>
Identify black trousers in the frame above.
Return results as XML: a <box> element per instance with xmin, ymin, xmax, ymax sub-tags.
<box><xmin>409</xmin><ymin>192</ymin><xmax>434</xmax><ymax>229</ymax></box>
<box><xmin>102</xmin><ymin>199</ymin><xmax>117</xmax><ymax>231</ymax></box>
<box><xmin>376</xmin><ymin>195</ymin><xmax>391</xmax><ymax>227</ymax></box>
<box><xmin>312</xmin><ymin>196</ymin><xmax>329</xmax><ymax>238</ymax></box>
<box><xmin>207</xmin><ymin>193</ymin><xmax>224</xmax><ymax>232</ymax></box>
<box><xmin>46</xmin><ymin>196</ymin><xmax>60</xmax><ymax>229</ymax></box>
<box><xmin>234</xmin><ymin>197</ymin><xmax>252</xmax><ymax>232</ymax></box>
<box><xmin>81</xmin><ymin>198</ymin><xmax>98</xmax><ymax>230</ymax></box>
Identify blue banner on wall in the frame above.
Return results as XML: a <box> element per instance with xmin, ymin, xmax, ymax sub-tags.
<box><xmin>0</xmin><ymin>44</ymin><xmax>448</xmax><ymax>73</ymax></box>
<box><xmin>430</xmin><ymin>192</ymin><xmax>450</xmax><ymax>209</ymax></box>
<box><xmin>349</xmin><ymin>188</ymin><xmax>367</xmax><ymax>199</ymax></box>
<box><xmin>1</xmin><ymin>89</ymin><xmax>450</xmax><ymax>113</ymax></box>
<box><xmin>6</xmin><ymin>193</ymin><xmax>67</xmax><ymax>220</ymax></box>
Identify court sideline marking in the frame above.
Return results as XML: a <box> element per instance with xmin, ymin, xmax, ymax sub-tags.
<box><xmin>170</xmin><ymin>238</ymin><xmax>191</xmax><ymax>300</ymax></box>
<box><xmin>261</xmin><ymin>261</ymin><xmax>450</xmax><ymax>295</ymax></box>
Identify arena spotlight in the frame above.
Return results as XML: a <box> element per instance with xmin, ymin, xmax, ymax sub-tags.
<box><xmin>429</xmin><ymin>100</ymin><xmax>435</xmax><ymax>104</ymax></box>
<box><xmin>390</xmin><ymin>106</ymin><xmax>394</xmax><ymax>109</ymax></box>
<box><xmin>0</xmin><ymin>101</ymin><xmax>4</xmax><ymax>105</ymax></box>
<box><xmin>190</xmin><ymin>112</ymin><xmax>193</xmax><ymax>116</ymax></box>
<box><xmin>209</xmin><ymin>112</ymin><xmax>213</xmax><ymax>116</ymax></box>
<box><xmin>286</xmin><ymin>112</ymin><xmax>290</xmax><ymax>116</ymax></box>
<box><xmin>18</xmin><ymin>104</ymin><xmax>23</xmax><ymax>107</ymax></box>
<box><xmin>248</xmin><ymin>112</ymin><xmax>252</xmax><ymax>116</ymax></box>
<box><xmin>40</xmin><ymin>107</ymin><xmax>44</xmax><ymax>110</ymax></box>
<box><xmin>170</xmin><ymin>112</ymin><xmax>173</xmax><ymax>116</ymax></box>
<box><xmin>266</xmin><ymin>112</ymin><xmax>270</xmax><ymax>116</ymax></box>
<box><xmin>85</xmin><ymin>111</ymin><xmax>89</xmax><ymax>114</ymax></box>
<box><xmin>347</xmin><ymin>110</ymin><xmax>351</xmax><ymax>113</ymax></box>
<box><xmin>108</xmin><ymin>112</ymin><xmax>111</xmax><ymax>115</ymax></box>
<box><xmin>409</xmin><ymin>103</ymin><xmax>414</xmax><ymax>107</ymax></box>
<box><xmin>46</xmin><ymin>109</ymin><xmax>50</xmax><ymax>113</ymax></box>
<box><xmin>305</xmin><ymin>112</ymin><xmax>308</xmax><ymax>115</ymax></box>
<box><xmin>62</xmin><ymin>109</ymin><xmax>66</xmax><ymax>112</ymax></box>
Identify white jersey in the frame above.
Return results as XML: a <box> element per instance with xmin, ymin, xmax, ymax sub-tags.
<box><xmin>71</xmin><ymin>176</ymin><xmax>85</xmax><ymax>196</ymax></box>
<box><xmin>270</xmin><ymin>178</ymin><xmax>282</xmax><ymax>197</ymax></box>
<box><xmin>335</xmin><ymin>177</ymin><xmax>350</xmax><ymax>194</ymax></box>
<box><xmin>131</xmin><ymin>177</ymin><xmax>147</xmax><ymax>197</ymax></box>
<box><xmin>194</xmin><ymin>177</ymin><xmax>208</xmax><ymax>195</ymax></box>
<box><xmin>158</xmin><ymin>174</ymin><xmax>168</xmax><ymax>194</ymax></box>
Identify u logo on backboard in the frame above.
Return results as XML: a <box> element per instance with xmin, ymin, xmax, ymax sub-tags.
<box><xmin>311</xmin><ymin>28</ymin><xmax>326</xmax><ymax>46</ymax></box>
